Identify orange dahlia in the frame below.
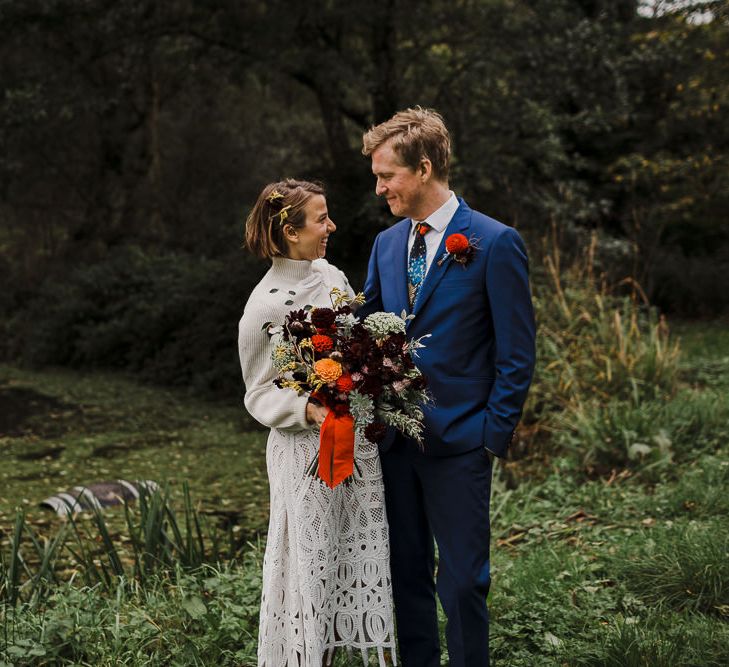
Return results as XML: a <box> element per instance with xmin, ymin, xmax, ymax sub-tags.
<box><xmin>445</xmin><ymin>233</ymin><xmax>469</xmax><ymax>254</ymax></box>
<box><xmin>311</xmin><ymin>334</ymin><xmax>334</xmax><ymax>353</ymax></box>
<box><xmin>314</xmin><ymin>358</ymin><xmax>343</xmax><ymax>382</ymax></box>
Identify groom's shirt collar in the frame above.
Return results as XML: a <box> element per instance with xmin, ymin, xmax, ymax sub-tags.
<box><xmin>408</xmin><ymin>192</ymin><xmax>459</xmax><ymax>275</ymax></box>
<box><xmin>409</xmin><ymin>191</ymin><xmax>459</xmax><ymax>235</ymax></box>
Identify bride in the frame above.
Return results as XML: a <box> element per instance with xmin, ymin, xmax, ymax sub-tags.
<box><xmin>238</xmin><ymin>179</ymin><xmax>396</xmax><ymax>666</ymax></box>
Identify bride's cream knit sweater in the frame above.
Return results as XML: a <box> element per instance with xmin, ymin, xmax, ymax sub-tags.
<box><xmin>238</xmin><ymin>256</ymin><xmax>352</xmax><ymax>432</ymax></box>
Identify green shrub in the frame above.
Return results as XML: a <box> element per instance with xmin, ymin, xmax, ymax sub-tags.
<box><xmin>11</xmin><ymin>246</ymin><xmax>267</xmax><ymax>397</ymax></box>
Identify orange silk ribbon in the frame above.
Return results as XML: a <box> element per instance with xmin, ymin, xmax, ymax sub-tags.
<box><xmin>318</xmin><ymin>410</ymin><xmax>355</xmax><ymax>489</ymax></box>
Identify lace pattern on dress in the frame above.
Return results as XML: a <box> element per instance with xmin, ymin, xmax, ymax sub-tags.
<box><xmin>258</xmin><ymin>428</ymin><xmax>396</xmax><ymax>667</ymax></box>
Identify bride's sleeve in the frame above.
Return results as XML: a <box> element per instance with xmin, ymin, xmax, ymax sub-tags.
<box><xmin>340</xmin><ymin>269</ymin><xmax>355</xmax><ymax>299</ymax></box>
<box><xmin>238</xmin><ymin>304</ymin><xmax>310</xmax><ymax>431</ymax></box>
<box><xmin>326</xmin><ymin>261</ymin><xmax>355</xmax><ymax>299</ymax></box>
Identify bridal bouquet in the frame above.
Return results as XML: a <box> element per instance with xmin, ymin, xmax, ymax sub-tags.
<box><xmin>266</xmin><ymin>288</ymin><xmax>430</xmax><ymax>488</ymax></box>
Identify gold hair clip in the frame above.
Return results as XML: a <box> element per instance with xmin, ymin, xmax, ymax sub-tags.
<box><xmin>277</xmin><ymin>205</ymin><xmax>292</xmax><ymax>226</ymax></box>
<box><xmin>267</xmin><ymin>190</ymin><xmax>284</xmax><ymax>204</ymax></box>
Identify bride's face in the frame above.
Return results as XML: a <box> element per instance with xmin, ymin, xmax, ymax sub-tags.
<box><xmin>285</xmin><ymin>194</ymin><xmax>336</xmax><ymax>261</ymax></box>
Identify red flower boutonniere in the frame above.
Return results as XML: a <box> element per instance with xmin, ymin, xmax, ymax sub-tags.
<box><xmin>437</xmin><ymin>233</ymin><xmax>479</xmax><ymax>267</ymax></box>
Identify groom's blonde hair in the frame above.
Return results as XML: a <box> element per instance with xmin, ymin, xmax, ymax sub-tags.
<box><xmin>362</xmin><ymin>107</ymin><xmax>451</xmax><ymax>182</ymax></box>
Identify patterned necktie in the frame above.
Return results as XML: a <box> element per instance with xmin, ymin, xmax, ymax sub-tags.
<box><xmin>407</xmin><ymin>222</ymin><xmax>431</xmax><ymax>307</ymax></box>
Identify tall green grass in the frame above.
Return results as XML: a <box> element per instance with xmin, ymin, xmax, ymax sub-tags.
<box><xmin>522</xmin><ymin>237</ymin><xmax>728</xmax><ymax>478</ymax></box>
<box><xmin>557</xmin><ymin>388</ymin><xmax>729</xmax><ymax>470</ymax></box>
<box><xmin>1</xmin><ymin>484</ymin><xmax>239</xmax><ymax>608</ymax></box>
<box><xmin>569</xmin><ymin>612</ymin><xmax>729</xmax><ymax>667</ymax></box>
<box><xmin>530</xmin><ymin>237</ymin><xmax>680</xmax><ymax>429</ymax></box>
<box><xmin>613</xmin><ymin>520</ymin><xmax>729</xmax><ymax>615</ymax></box>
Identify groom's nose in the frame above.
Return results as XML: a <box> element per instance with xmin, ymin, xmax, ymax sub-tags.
<box><xmin>375</xmin><ymin>178</ymin><xmax>387</xmax><ymax>196</ymax></box>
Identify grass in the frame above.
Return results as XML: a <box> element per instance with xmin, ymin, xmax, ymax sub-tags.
<box><xmin>2</xmin><ymin>316</ymin><xmax>729</xmax><ymax>665</ymax></box>
<box><xmin>614</xmin><ymin>520</ymin><xmax>729</xmax><ymax>615</ymax></box>
<box><xmin>0</xmin><ymin>364</ymin><xmax>270</xmax><ymax>540</ymax></box>
<box><xmin>1</xmin><ymin>558</ymin><xmax>263</xmax><ymax>666</ymax></box>
<box><xmin>557</xmin><ymin>387</ymin><xmax>729</xmax><ymax>471</ymax></box>
<box><xmin>569</xmin><ymin>612</ymin><xmax>729</xmax><ymax>667</ymax></box>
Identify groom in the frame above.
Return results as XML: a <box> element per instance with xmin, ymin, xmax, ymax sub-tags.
<box><xmin>359</xmin><ymin>107</ymin><xmax>536</xmax><ymax>666</ymax></box>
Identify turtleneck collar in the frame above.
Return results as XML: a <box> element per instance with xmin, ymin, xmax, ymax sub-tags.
<box><xmin>270</xmin><ymin>256</ymin><xmax>314</xmax><ymax>283</ymax></box>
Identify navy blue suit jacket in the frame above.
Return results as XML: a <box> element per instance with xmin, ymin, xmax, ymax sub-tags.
<box><xmin>361</xmin><ymin>198</ymin><xmax>536</xmax><ymax>458</ymax></box>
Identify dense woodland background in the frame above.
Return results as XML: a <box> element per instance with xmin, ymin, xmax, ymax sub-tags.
<box><xmin>1</xmin><ymin>0</ymin><xmax>727</xmax><ymax>398</ymax></box>
<box><xmin>2</xmin><ymin>3</ymin><xmax>729</xmax><ymax>664</ymax></box>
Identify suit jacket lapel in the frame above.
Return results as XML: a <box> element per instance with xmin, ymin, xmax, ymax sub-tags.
<box><xmin>410</xmin><ymin>199</ymin><xmax>472</xmax><ymax>321</ymax></box>
<box><xmin>382</xmin><ymin>219</ymin><xmax>411</xmax><ymax>317</ymax></box>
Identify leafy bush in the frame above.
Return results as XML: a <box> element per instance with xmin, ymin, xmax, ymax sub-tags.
<box><xmin>522</xmin><ymin>237</ymin><xmax>682</xmax><ymax>466</ymax></box>
<box><xmin>11</xmin><ymin>246</ymin><xmax>267</xmax><ymax>397</ymax></box>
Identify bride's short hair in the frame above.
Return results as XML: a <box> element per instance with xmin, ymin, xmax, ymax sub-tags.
<box><xmin>362</xmin><ymin>107</ymin><xmax>451</xmax><ymax>182</ymax></box>
<box><xmin>245</xmin><ymin>179</ymin><xmax>325</xmax><ymax>259</ymax></box>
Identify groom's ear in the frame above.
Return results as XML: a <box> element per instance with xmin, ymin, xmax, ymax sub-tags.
<box><xmin>418</xmin><ymin>157</ymin><xmax>433</xmax><ymax>182</ymax></box>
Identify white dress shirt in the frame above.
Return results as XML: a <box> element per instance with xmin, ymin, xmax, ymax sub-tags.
<box><xmin>407</xmin><ymin>192</ymin><xmax>460</xmax><ymax>275</ymax></box>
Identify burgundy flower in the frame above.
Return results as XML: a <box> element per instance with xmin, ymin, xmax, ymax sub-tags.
<box><xmin>350</xmin><ymin>323</ymin><xmax>369</xmax><ymax>338</ymax></box>
<box><xmin>381</xmin><ymin>333</ymin><xmax>407</xmax><ymax>358</ymax></box>
<box><xmin>286</xmin><ymin>309</ymin><xmax>313</xmax><ymax>338</ymax></box>
<box><xmin>311</xmin><ymin>307</ymin><xmax>336</xmax><ymax>330</ymax></box>
<box><xmin>361</xmin><ymin>374</ymin><xmax>384</xmax><ymax>398</ymax></box>
<box><xmin>410</xmin><ymin>374</ymin><xmax>428</xmax><ymax>390</ymax></box>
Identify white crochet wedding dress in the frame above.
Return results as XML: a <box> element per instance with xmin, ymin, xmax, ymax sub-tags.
<box><xmin>238</xmin><ymin>257</ymin><xmax>396</xmax><ymax>667</ymax></box>
<box><xmin>260</xmin><ymin>428</ymin><xmax>395</xmax><ymax>666</ymax></box>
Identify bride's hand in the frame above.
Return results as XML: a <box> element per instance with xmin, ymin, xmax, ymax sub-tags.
<box><xmin>305</xmin><ymin>399</ymin><xmax>329</xmax><ymax>427</ymax></box>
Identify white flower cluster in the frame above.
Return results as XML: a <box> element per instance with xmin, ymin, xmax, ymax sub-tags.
<box><xmin>363</xmin><ymin>312</ymin><xmax>406</xmax><ymax>340</ymax></box>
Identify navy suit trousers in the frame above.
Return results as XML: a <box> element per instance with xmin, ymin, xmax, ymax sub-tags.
<box><xmin>381</xmin><ymin>438</ymin><xmax>493</xmax><ymax>666</ymax></box>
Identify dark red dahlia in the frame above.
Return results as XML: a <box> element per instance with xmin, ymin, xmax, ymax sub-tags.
<box><xmin>410</xmin><ymin>374</ymin><xmax>428</xmax><ymax>390</ymax></box>
<box><xmin>286</xmin><ymin>309</ymin><xmax>313</xmax><ymax>338</ymax></box>
<box><xmin>381</xmin><ymin>333</ymin><xmax>407</xmax><ymax>358</ymax></box>
<box><xmin>311</xmin><ymin>307</ymin><xmax>336</xmax><ymax>330</ymax></box>
<box><xmin>350</xmin><ymin>323</ymin><xmax>369</xmax><ymax>338</ymax></box>
<box><xmin>360</xmin><ymin>374</ymin><xmax>384</xmax><ymax>398</ymax></box>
